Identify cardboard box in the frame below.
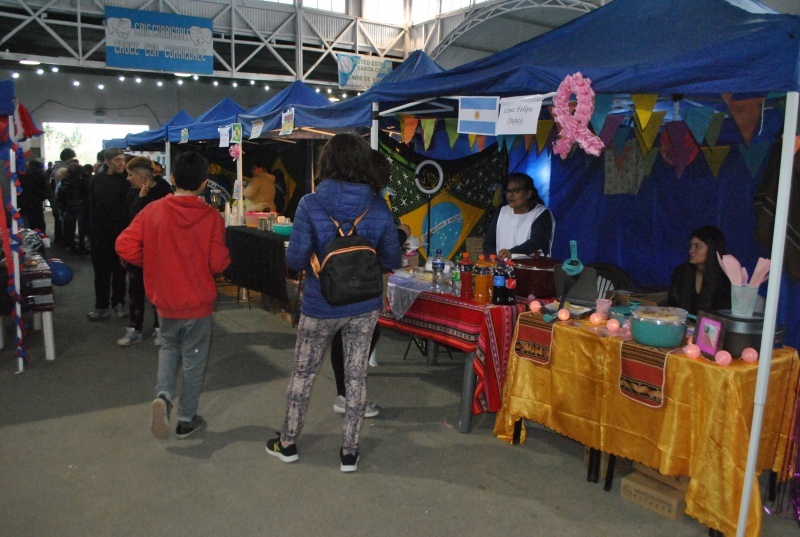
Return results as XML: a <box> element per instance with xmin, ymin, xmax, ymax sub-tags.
<box><xmin>632</xmin><ymin>462</ymin><xmax>690</xmax><ymax>491</ymax></box>
<box><xmin>620</xmin><ymin>471</ymin><xmax>686</xmax><ymax>520</ymax></box>
<box><xmin>465</xmin><ymin>236</ymin><xmax>484</xmax><ymax>262</ymax></box>
<box><xmin>612</xmin><ymin>291</ymin><xmax>669</xmax><ymax>307</ymax></box>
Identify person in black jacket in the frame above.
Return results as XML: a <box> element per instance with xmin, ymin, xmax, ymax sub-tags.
<box><xmin>58</xmin><ymin>162</ymin><xmax>90</xmax><ymax>254</ymax></box>
<box><xmin>87</xmin><ymin>147</ymin><xmax>130</xmax><ymax>321</ymax></box>
<box><xmin>116</xmin><ymin>156</ymin><xmax>173</xmax><ymax>346</ymax></box>
<box><xmin>668</xmin><ymin>225</ymin><xmax>732</xmax><ymax>315</ymax></box>
<box><xmin>18</xmin><ymin>160</ymin><xmax>52</xmax><ymax>233</ymax></box>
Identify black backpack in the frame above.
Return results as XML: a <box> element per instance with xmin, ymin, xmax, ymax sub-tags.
<box><xmin>311</xmin><ymin>208</ymin><xmax>383</xmax><ymax>307</ymax></box>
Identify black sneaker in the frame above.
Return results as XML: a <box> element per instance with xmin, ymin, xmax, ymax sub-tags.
<box><xmin>265</xmin><ymin>433</ymin><xmax>299</xmax><ymax>462</ymax></box>
<box><xmin>175</xmin><ymin>415</ymin><xmax>207</xmax><ymax>439</ymax></box>
<box><xmin>340</xmin><ymin>448</ymin><xmax>360</xmax><ymax>473</ymax></box>
<box><xmin>150</xmin><ymin>395</ymin><xmax>172</xmax><ymax>440</ymax></box>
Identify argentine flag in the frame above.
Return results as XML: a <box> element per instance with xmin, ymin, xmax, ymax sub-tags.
<box><xmin>458</xmin><ymin>96</ymin><xmax>499</xmax><ymax>136</ymax></box>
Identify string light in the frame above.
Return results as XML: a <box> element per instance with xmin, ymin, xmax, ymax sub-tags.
<box><xmin>11</xmin><ymin>72</ymin><xmax>19</xmax><ymax>78</ymax></box>
<box><xmin>192</xmin><ymin>75</ymin><xmax>199</xmax><ymax>80</ymax></box>
<box><xmin>326</xmin><ymin>88</ymin><xmax>332</xmax><ymax>94</ymax></box>
<box><xmin>119</xmin><ymin>76</ymin><xmax>125</xmax><ymax>81</ymax></box>
<box><xmin>315</xmin><ymin>88</ymin><xmax>320</xmax><ymax>93</ymax></box>
<box><xmin>36</xmin><ymin>69</ymin><xmax>44</xmax><ymax>75</ymax></box>
<box><xmin>135</xmin><ymin>77</ymin><xmax>142</xmax><ymax>83</ymax></box>
<box><xmin>156</xmin><ymin>81</ymin><xmax>163</xmax><ymax>87</ymax></box>
<box><xmin>177</xmin><ymin>79</ymin><xmax>183</xmax><ymax>85</ymax></box>
<box><xmin>213</xmin><ymin>81</ymin><xmax>219</xmax><ymax>86</ymax></box>
<box><xmin>72</xmin><ymin>80</ymin><xmax>80</xmax><ymax>86</ymax></box>
<box><xmin>50</xmin><ymin>67</ymin><xmax>58</xmax><ymax>73</ymax></box>
<box><xmin>97</xmin><ymin>84</ymin><xmax>104</xmax><ymax>90</ymax></box>
<box><xmin>250</xmin><ymin>80</ymin><xmax>255</xmax><ymax>85</ymax></box>
<box><xmin>232</xmin><ymin>82</ymin><xmax>238</xmax><ymax>87</ymax></box>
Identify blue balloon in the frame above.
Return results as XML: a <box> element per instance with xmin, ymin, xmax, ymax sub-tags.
<box><xmin>48</xmin><ymin>258</ymin><xmax>74</xmax><ymax>286</ymax></box>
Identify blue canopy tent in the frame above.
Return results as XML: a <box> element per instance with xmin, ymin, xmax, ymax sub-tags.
<box><xmin>240</xmin><ymin>80</ymin><xmax>330</xmax><ymax>138</ymax></box>
<box><xmin>102</xmin><ymin>138</ymin><xmax>128</xmax><ymax>149</ymax></box>
<box><xmin>365</xmin><ymin>2</ymin><xmax>800</xmax><ymax>535</ymax></box>
<box><xmin>239</xmin><ymin>50</ymin><xmax>446</xmax><ymax>138</ymax></box>
<box><xmin>126</xmin><ymin>109</ymin><xmax>194</xmax><ymax>148</ymax></box>
<box><xmin>166</xmin><ymin>97</ymin><xmax>245</xmax><ymax>143</ymax></box>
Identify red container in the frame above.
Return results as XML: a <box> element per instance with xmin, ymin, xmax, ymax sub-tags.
<box><xmin>513</xmin><ymin>255</ymin><xmax>560</xmax><ymax>300</ymax></box>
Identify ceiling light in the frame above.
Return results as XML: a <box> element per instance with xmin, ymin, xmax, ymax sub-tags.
<box><xmin>192</xmin><ymin>75</ymin><xmax>199</xmax><ymax>81</ymax></box>
<box><xmin>135</xmin><ymin>77</ymin><xmax>142</xmax><ymax>83</ymax></box>
<box><xmin>175</xmin><ymin>72</ymin><xmax>191</xmax><ymax>77</ymax></box>
<box><xmin>97</xmin><ymin>84</ymin><xmax>104</xmax><ymax>90</ymax></box>
<box><xmin>213</xmin><ymin>81</ymin><xmax>219</xmax><ymax>86</ymax></box>
<box><xmin>19</xmin><ymin>60</ymin><xmax>40</xmax><ymax>65</ymax></box>
<box><xmin>11</xmin><ymin>72</ymin><xmax>19</xmax><ymax>79</ymax></box>
<box><xmin>232</xmin><ymin>82</ymin><xmax>238</xmax><ymax>87</ymax></box>
<box><xmin>119</xmin><ymin>76</ymin><xmax>125</xmax><ymax>81</ymax></box>
<box><xmin>250</xmin><ymin>80</ymin><xmax>255</xmax><ymax>85</ymax></box>
<box><xmin>72</xmin><ymin>80</ymin><xmax>80</xmax><ymax>86</ymax></box>
<box><xmin>156</xmin><ymin>81</ymin><xmax>163</xmax><ymax>87</ymax></box>
<box><xmin>36</xmin><ymin>69</ymin><xmax>44</xmax><ymax>75</ymax></box>
<box><xmin>315</xmin><ymin>88</ymin><xmax>320</xmax><ymax>93</ymax></box>
<box><xmin>342</xmin><ymin>93</ymin><xmax>347</xmax><ymax>98</ymax></box>
<box><xmin>328</xmin><ymin>97</ymin><xmax>340</xmax><ymax>102</ymax></box>
<box><xmin>177</xmin><ymin>80</ymin><xmax>183</xmax><ymax>85</ymax></box>
<box><xmin>50</xmin><ymin>67</ymin><xmax>59</xmax><ymax>73</ymax></box>
<box><xmin>326</xmin><ymin>88</ymin><xmax>332</xmax><ymax>94</ymax></box>
<box><xmin>264</xmin><ymin>85</ymin><xmax>270</xmax><ymax>91</ymax></box>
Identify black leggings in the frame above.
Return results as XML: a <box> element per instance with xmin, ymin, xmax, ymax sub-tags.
<box><xmin>331</xmin><ymin>326</ymin><xmax>380</xmax><ymax>397</ymax></box>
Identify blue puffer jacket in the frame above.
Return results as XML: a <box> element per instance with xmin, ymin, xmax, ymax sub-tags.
<box><xmin>286</xmin><ymin>179</ymin><xmax>401</xmax><ymax>319</ymax></box>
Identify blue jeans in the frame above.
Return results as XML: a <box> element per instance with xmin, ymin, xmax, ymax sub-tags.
<box><xmin>155</xmin><ymin>316</ymin><xmax>213</xmax><ymax>423</ymax></box>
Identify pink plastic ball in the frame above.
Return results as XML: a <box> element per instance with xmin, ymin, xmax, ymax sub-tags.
<box><xmin>529</xmin><ymin>300</ymin><xmax>542</xmax><ymax>313</ymax></box>
<box><xmin>557</xmin><ymin>308</ymin><xmax>570</xmax><ymax>321</ymax></box>
<box><xmin>606</xmin><ymin>318</ymin><xmax>620</xmax><ymax>332</ymax></box>
<box><xmin>715</xmin><ymin>350</ymin><xmax>732</xmax><ymax>366</ymax></box>
<box><xmin>589</xmin><ymin>312</ymin><xmax>603</xmax><ymax>325</ymax></box>
<box><xmin>683</xmin><ymin>344</ymin><xmax>701</xmax><ymax>359</ymax></box>
<box><xmin>741</xmin><ymin>347</ymin><xmax>759</xmax><ymax>363</ymax></box>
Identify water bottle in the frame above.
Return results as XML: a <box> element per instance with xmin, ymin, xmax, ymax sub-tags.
<box><xmin>505</xmin><ymin>261</ymin><xmax>517</xmax><ymax>305</ymax></box>
<box><xmin>492</xmin><ymin>260</ymin><xmax>507</xmax><ymax>305</ymax></box>
<box><xmin>459</xmin><ymin>252</ymin><xmax>473</xmax><ymax>301</ymax></box>
<box><xmin>431</xmin><ymin>249</ymin><xmax>446</xmax><ymax>294</ymax></box>
<box><xmin>451</xmin><ymin>267</ymin><xmax>462</xmax><ymax>297</ymax></box>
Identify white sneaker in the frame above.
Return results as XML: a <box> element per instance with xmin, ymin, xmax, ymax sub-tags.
<box><xmin>113</xmin><ymin>304</ymin><xmax>127</xmax><ymax>318</ymax></box>
<box><xmin>117</xmin><ymin>327</ymin><xmax>143</xmax><ymax>346</ymax></box>
<box><xmin>87</xmin><ymin>308</ymin><xmax>111</xmax><ymax>321</ymax></box>
<box><xmin>153</xmin><ymin>328</ymin><xmax>162</xmax><ymax>346</ymax></box>
<box><xmin>333</xmin><ymin>395</ymin><xmax>380</xmax><ymax>418</ymax></box>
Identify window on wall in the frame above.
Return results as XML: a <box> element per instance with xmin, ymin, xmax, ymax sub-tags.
<box><xmin>411</xmin><ymin>0</ymin><xmax>438</xmax><ymax>23</ymax></box>
<box><xmin>441</xmin><ymin>0</ymin><xmax>472</xmax><ymax>14</ymax></box>
<box><xmin>257</xmin><ymin>0</ymin><xmax>295</xmax><ymax>4</ymax></box>
<box><xmin>302</xmin><ymin>0</ymin><xmax>345</xmax><ymax>12</ymax></box>
<box><xmin>363</xmin><ymin>0</ymin><xmax>404</xmax><ymax>23</ymax></box>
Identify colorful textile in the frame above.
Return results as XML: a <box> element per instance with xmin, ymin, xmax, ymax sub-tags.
<box><xmin>512</xmin><ymin>313</ymin><xmax>554</xmax><ymax>365</ymax></box>
<box><xmin>619</xmin><ymin>339</ymin><xmax>676</xmax><ymax>408</ymax></box>
<box><xmin>378</xmin><ymin>292</ymin><xmax>524</xmax><ymax>413</ymax></box>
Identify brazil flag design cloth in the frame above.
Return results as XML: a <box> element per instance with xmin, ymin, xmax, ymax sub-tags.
<box><xmin>380</xmin><ymin>134</ymin><xmax>508</xmax><ymax>261</ymax></box>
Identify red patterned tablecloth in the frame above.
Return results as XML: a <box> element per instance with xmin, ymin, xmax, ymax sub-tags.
<box><xmin>379</xmin><ymin>293</ymin><xmax>524</xmax><ymax>414</ymax></box>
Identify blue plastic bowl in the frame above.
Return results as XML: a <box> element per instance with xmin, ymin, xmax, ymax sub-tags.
<box><xmin>272</xmin><ymin>223</ymin><xmax>292</xmax><ymax>236</ymax></box>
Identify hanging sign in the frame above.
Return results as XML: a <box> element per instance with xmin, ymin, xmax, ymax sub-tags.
<box><xmin>280</xmin><ymin>108</ymin><xmax>295</xmax><ymax>136</ymax></box>
<box><xmin>219</xmin><ymin>126</ymin><xmax>230</xmax><ymax>147</ymax></box>
<box><xmin>179</xmin><ymin>128</ymin><xmax>189</xmax><ymax>144</ymax></box>
<box><xmin>338</xmin><ymin>54</ymin><xmax>393</xmax><ymax>91</ymax></box>
<box><xmin>105</xmin><ymin>7</ymin><xmax>213</xmax><ymax>75</ymax></box>
<box><xmin>496</xmin><ymin>96</ymin><xmax>544</xmax><ymax>135</ymax></box>
<box><xmin>249</xmin><ymin>119</ymin><xmax>264</xmax><ymax>140</ymax></box>
<box><xmin>230</xmin><ymin>123</ymin><xmax>242</xmax><ymax>144</ymax></box>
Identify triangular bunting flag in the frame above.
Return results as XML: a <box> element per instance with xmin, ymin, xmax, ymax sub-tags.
<box><xmin>727</xmin><ymin>97</ymin><xmax>764</xmax><ymax>145</ymax></box>
<box><xmin>613</xmin><ymin>126</ymin><xmax>632</xmax><ymax>159</ymax></box>
<box><xmin>523</xmin><ymin>134</ymin><xmax>534</xmax><ymax>152</ymax></box>
<box><xmin>633</xmin><ymin>110</ymin><xmax>666</xmax><ymax>156</ymax></box>
<box><xmin>421</xmin><ymin>118</ymin><xmax>436</xmax><ymax>150</ymax></box>
<box><xmin>643</xmin><ymin>147</ymin><xmax>659</xmax><ymax>176</ymax></box>
<box><xmin>604</xmin><ymin>139</ymin><xmax>644</xmax><ymax>195</ymax></box>
<box><xmin>739</xmin><ymin>142</ymin><xmax>770</xmax><ymax>178</ymax></box>
<box><xmin>682</xmin><ymin>105</ymin><xmax>716</xmax><ymax>146</ymax></box>
<box><xmin>476</xmin><ymin>135</ymin><xmax>487</xmax><ymax>152</ymax></box>
<box><xmin>614</xmin><ymin>142</ymin><xmax>634</xmax><ymax>171</ymax></box>
<box><xmin>536</xmin><ymin>120</ymin><xmax>554</xmax><ymax>153</ymax></box>
<box><xmin>599</xmin><ymin>114</ymin><xmax>626</xmax><ymax>150</ymax></box>
<box><xmin>661</xmin><ymin>121</ymin><xmax>700</xmax><ymax>180</ymax></box>
<box><xmin>701</xmin><ymin>145</ymin><xmax>730</xmax><ymax>177</ymax></box>
<box><xmin>497</xmin><ymin>135</ymin><xmax>506</xmax><ymax>152</ymax></box>
<box><xmin>590</xmin><ymin>94</ymin><xmax>615</xmax><ymax>135</ymax></box>
<box><xmin>504</xmin><ymin>135</ymin><xmax>515</xmax><ymax>152</ymax></box>
<box><xmin>444</xmin><ymin>118</ymin><xmax>459</xmax><ymax>148</ymax></box>
<box><xmin>795</xmin><ymin>135</ymin><xmax>800</xmax><ymax>154</ymax></box>
<box><xmin>468</xmin><ymin>133</ymin><xmax>477</xmax><ymax>150</ymax></box>
<box><xmin>705</xmin><ymin>112</ymin><xmax>726</xmax><ymax>147</ymax></box>
<box><xmin>401</xmin><ymin>115</ymin><xmax>419</xmax><ymax>144</ymax></box>
<box><xmin>631</xmin><ymin>94</ymin><xmax>659</xmax><ymax>130</ymax></box>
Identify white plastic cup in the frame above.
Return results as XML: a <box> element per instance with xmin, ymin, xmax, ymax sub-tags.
<box><xmin>731</xmin><ymin>286</ymin><xmax>758</xmax><ymax>317</ymax></box>
<box><xmin>595</xmin><ymin>298</ymin><xmax>612</xmax><ymax>319</ymax></box>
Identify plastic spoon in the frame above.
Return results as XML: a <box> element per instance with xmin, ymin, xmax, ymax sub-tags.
<box><xmin>741</xmin><ymin>267</ymin><xmax>748</xmax><ymax>286</ymax></box>
<box><xmin>721</xmin><ymin>255</ymin><xmax>742</xmax><ymax>286</ymax></box>
<box><xmin>749</xmin><ymin>258</ymin><xmax>771</xmax><ymax>288</ymax></box>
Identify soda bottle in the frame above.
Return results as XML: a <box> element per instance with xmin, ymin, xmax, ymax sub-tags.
<box><xmin>459</xmin><ymin>252</ymin><xmax>473</xmax><ymax>301</ymax></box>
<box><xmin>492</xmin><ymin>260</ymin><xmax>507</xmax><ymax>305</ymax></box>
<box><xmin>473</xmin><ymin>254</ymin><xmax>491</xmax><ymax>304</ymax></box>
<box><xmin>451</xmin><ymin>267</ymin><xmax>462</xmax><ymax>297</ymax></box>
<box><xmin>505</xmin><ymin>261</ymin><xmax>517</xmax><ymax>305</ymax></box>
<box><xmin>488</xmin><ymin>254</ymin><xmax>498</xmax><ymax>275</ymax></box>
<box><xmin>431</xmin><ymin>248</ymin><xmax>446</xmax><ymax>294</ymax></box>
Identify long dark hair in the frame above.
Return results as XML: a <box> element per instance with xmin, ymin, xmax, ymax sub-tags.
<box><xmin>316</xmin><ymin>133</ymin><xmax>376</xmax><ymax>192</ymax></box>
<box><xmin>678</xmin><ymin>225</ymin><xmax>727</xmax><ymax>312</ymax></box>
<box><xmin>507</xmin><ymin>172</ymin><xmax>545</xmax><ymax>209</ymax></box>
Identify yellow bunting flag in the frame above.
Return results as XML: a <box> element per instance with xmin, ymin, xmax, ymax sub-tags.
<box><xmin>444</xmin><ymin>118</ymin><xmax>459</xmax><ymax>148</ymax></box>
<box><xmin>633</xmin><ymin>110</ymin><xmax>666</xmax><ymax>156</ymax></box>
<box><xmin>726</xmin><ymin>97</ymin><xmax>763</xmax><ymax>146</ymax></box>
<box><xmin>631</xmin><ymin>94</ymin><xmax>659</xmax><ymax>130</ymax></box>
<box><xmin>523</xmin><ymin>134</ymin><xmax>534</xmax><ymax>151</ymax></box>
<box><xmin>536</xmin><ymin>120</ymin><xmax>554</xmax><ymax>153</ymax></box>
<box><xmin>400</xmin><ymin>115</ymin><xmax>419</xmax><ymax>144</ymax></box>
<box><xmin>701</xmin><ymin>145</ymin><xmax>730</xmax><ymax>178</ymax></box>
<box><xmin>421</xmin><ymin>118</ymin><xmax>436</xmax><ymax>150</ymax></box>
<box><xmin>468</xmin><ymin>133</ymin><xmax>477</xmax><ymax>150</ymax></box>
<box><xmin>704</xmin><ymin>112</ymin><xmax>726</xmax><ymax>147</ymax></box>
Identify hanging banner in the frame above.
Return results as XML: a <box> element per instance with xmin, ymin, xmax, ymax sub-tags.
<box><xmin>496</xmin><ymin>96</ymin><xmax>544</xmax><ymax>135</ymax></box>
<box><xmin>458</xmin><ymin>97</ymin><xmax>499</xmax><ymax>136</ymax></box>
<box><xmin>105</xmin><ymin>7</ymin><xmax>213</xmax><ymax>74</ymax></box>
<box><xmin>249</xmin><ymin>119</ymin><xmax>264</xmax><ymax>140</ymax></box>
<box><xmin>230</xmin><ymin>123</ymin><xmax>242</xmax><ymax>144</ymax></box>
<box><xmin>180</xmin><ymin>128</ymin><xmax>189</xmax><ymax>144</ymax></box>
<box><xmin>218</xmin><ymin>126</ymin><xmax>230</xmax><ymax>148</ymax></box>
<box><xmin>337</xmin><ymin>54</ymin><xmax>393</xmax><ymax>91</ymax></box>
<box><xmin>280</xmin><ymin>108</ymin><xmax>295</xmax><ymax>136</ymax></box>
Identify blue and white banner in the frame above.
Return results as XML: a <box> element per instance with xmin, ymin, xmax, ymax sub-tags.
<box><xmin>338</xmin><ymin>54</ymin><xmax>393</xmax><ymax>91</ymax></box>
<box><xmin>457</xmin><ymin>97</ymin><xmax>499</xmax><ymax>136</ymax></box>
<box><xmin>105</xmin><ymin>7</ymin><xmax>213</xmax><ymax>75</ymax></box>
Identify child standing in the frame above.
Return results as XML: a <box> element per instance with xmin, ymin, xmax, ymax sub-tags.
<box><xmin>116</xmin><ymin>151</ymin><xmax>230</xmax><ymax>440</ymax></box>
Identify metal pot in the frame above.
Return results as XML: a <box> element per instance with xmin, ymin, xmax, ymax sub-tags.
<box><xmin>630</xmin><ymin>306</ymin><xmax>688</xmax><ymax>348</ymax></box>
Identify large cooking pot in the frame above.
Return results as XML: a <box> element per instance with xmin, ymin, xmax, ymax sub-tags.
<box><xmin>513</xmin><ymin>255</ymin><xmax>560</xmax><ymax>299</ymax></box>
<box><xmin>630</xmin><ymin>306</ymin><xmax>688</xmax><ymax>348</ymax></box>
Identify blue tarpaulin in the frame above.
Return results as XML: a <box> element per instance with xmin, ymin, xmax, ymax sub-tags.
<box><xmin>167</xmin><ymin>97</ymin><xmax>245</xmax><ymax>143</ymax></box>
<box><xmin>126</xmin><ymin>110</ymin><xmax>194</xmax><ymax>148</ymax></box>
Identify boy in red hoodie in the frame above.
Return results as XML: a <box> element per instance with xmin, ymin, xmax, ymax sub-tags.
<box><xmin>116</xmin><ymin>151</ymin><xmax>230</xmax><ymax>440</ymax></box>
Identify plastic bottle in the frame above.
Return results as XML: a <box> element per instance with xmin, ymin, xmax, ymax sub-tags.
<box><xmin>473</xmin><ymin>254</ymin><xmax>491</xmax><ymax>304</ymax></box>
<box><xmin>492</xmin><ymin>260</ymin><xmax>507</xmax><ymax>304</ymax></box>
<box><xmin>458</xmin><ymin>252</ymin><xmax>473</xmax><ymax>301</ymax></box>
<box><xmin>451</xmin><ymin>267</ymin><xmax>462</xmax><ymax>297</ymax></box>
<box><xmin>431</xmin><ymin>249</ymin><xmax>446</xmax><ymax>294</ymax></box>
<box><xmin>505</xmin><ymin>261</ymin><xmax>517</xmax><ymax>305</ymax></box>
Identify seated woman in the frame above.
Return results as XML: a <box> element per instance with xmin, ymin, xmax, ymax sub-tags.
<box><xmin>667</xmin><ymin>225</ymin><xmax>732</xmax><ymax>315</ymax></box>
<box><xmin>483</xmin><ymin>172</ymin><xmax>555</xmax><ymax>260</ymax></box>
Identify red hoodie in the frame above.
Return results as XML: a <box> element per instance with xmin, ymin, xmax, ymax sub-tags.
<box><xmin>116</xmin><ymin>194</ymin><xmax>230</xmax><ymax>319</ymax></box>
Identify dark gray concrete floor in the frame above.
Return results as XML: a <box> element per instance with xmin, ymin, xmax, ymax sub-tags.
<box><xmin>1</xmin><ymin>224</ymin><xmax>797</xmax><ymax>536</ymax></box>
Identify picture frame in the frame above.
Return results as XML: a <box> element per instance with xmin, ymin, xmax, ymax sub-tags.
<box><xmin>696</xmin><ymin>315</ymin><xmax>725</xmax><ymax>358</ymax></box>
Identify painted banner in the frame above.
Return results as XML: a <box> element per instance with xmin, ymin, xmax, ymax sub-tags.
<box><xmin>338</xmin><ymin>54</ymin><xmax>393</xmax><ymax>91</ymax></box>
<box><xmin>105</xmin><ymin>7</ymin><xmax>213</xmax><ymax>74</ymax></box>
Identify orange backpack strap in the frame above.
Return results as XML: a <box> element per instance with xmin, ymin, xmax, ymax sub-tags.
<box><xmin>310</xmin><ymin>207</ymin><xmax>371</xmax><ymax>277</ymax></box>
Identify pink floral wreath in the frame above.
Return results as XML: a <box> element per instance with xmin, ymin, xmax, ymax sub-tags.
<box><xmin>552</xmin><ymin>72</ymin><xmax>604</xmax><ymax>159</ymax></box>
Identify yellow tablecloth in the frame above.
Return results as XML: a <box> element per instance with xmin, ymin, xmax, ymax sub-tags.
<box><xmin>495</xmin><ymin>312</ymin><xmax>800</xmax><ymax>537</ymax></box>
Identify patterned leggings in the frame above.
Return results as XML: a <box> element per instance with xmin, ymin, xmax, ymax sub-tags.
<box><xmin>280</xmin><ymin>309</ymin><xmax>379</xmax><ymax>455</ymax></box>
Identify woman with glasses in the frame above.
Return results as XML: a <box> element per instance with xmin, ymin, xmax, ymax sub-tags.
<box><xmin>667</xmin><ymin>225</ymin><xmax>731</xmax><ymax>315</ymax></box>
<box><xmin>483</xmin><ymin>172</ymin><xmax>555</xmax><ymax>260</ymax></box>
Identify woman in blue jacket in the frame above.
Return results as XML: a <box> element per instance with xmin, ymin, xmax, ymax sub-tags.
<box><xmin>267</xmin><ymin>133</ymin><xmax>401</xmax><ymax>472</ymax></box>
